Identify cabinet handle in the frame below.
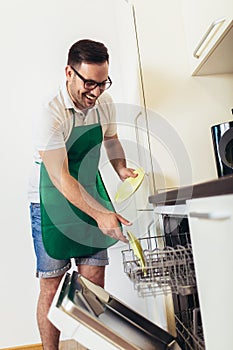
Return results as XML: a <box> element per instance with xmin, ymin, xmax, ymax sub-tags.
<box><xmin>193</xmin><ymin>17</ymin><xmax>225</xmax><ymax>58</ymax></box>
<box><xmin>189</xmin><ymin>211</ymin><xmax>231</xmax><ymax>220</ymax></box>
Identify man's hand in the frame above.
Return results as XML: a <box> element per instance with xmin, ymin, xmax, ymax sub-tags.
<box><xmin>117</xmin><ymin>167</ymin><xmax>138</xmax><ymax>181</ymax></box>
<box><xmin>95</xmin><ymin>211</ymin><xmax>131</xmax><ymax>243</ymax></box>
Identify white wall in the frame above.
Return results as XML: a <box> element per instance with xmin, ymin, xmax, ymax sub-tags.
<box><xmin>1</xmin><ymin>0</ymin><xmax>233</xmax><ymax>348</ymax></box>
<box><xmin>0</xmin><ymin>0</ymin><xmax>148</xmax><ymax>348</ymax></box>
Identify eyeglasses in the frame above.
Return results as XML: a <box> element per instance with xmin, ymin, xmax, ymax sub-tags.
<box><xmin>70</xmin><ymin>66</ymin><xmax>112</xmax><ymax>91</ymax></box>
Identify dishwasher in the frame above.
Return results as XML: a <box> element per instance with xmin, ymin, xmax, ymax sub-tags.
<box><xmin>48</xmin><ymin>270</ymin><xmax>181</xmax><ymax>350</ymax></box>
<box><xmin>121</xmin><ymin>208</ymin><xmax>205</xmax><ymax>350</ymax></box>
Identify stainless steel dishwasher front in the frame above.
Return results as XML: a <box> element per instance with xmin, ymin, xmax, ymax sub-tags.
<box><xmin>48</xmin><ymin>271</ymin><xmax>181</xmax><ymax>350</ymax></box>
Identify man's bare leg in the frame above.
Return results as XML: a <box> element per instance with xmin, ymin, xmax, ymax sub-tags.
<box><xmin>37</xmin><ymin>266</ymin><xmax>105</xmax><ymax>350</ymax></box>
<box><xmin>78</xmin><ymin>265</ymin><xmax>105</xmax><ymax>288</ymax></box>
<box><xmin>37</xmin><ymin>275</ymin><xmax>64</xmax><ymax>350</ymax></box>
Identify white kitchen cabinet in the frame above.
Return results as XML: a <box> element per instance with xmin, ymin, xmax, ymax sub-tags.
<box><xmin>187</xmin><ymin>194</ymin><xmax>233</xmax><ymax>350</ymax></box>
<box><xmin>181</xmin><ymin>0</ymin><xmax>233</xmax><ymax>75</ymax></box>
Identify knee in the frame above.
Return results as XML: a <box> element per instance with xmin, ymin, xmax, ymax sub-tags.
<box><xmin>78</xmin><ymin>266</ymin><xmax>105</xmax><ymax>288</ymax></box>
<box><xmin>39</xmin><ymin>275</ymin><xmax>63</xmax><ymax>298</ymax></box>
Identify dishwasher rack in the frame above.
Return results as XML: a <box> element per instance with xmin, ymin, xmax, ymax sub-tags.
<box><xmin>121</xmin><ymin>234</ymin><xmax>196</xmax><ymax>297</ymax></box>
<box><xmin>121</xmin><ymin>230</ymin><xmax>205</xmax><ymax>350</ymax></box>
<box><xmin>175</xmin><ymin>308</ymin><xmax>205</xmax><ymax>350</ymax></box>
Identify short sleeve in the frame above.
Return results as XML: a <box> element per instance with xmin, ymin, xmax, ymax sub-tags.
<box><xmin>33</xmin><ymin>100</ymin><xmax>71</xmax><ymax>152</ymax></box>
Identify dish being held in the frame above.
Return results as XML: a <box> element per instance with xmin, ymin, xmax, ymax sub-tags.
<box><xmin>114</xmin><ymin>167</ymin><xmax>145</xmax><ymax>203</ymax></box>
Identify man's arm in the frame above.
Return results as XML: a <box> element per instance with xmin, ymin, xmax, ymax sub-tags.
<box><xmin>39</xmin><ymin>147</ymin><xmax>129</xmax><ymax>242</ymax></box>
<box><xmin>104</xmin><ymin>134</ymin><xmax>137</xmax><ymax>180</ymax></box>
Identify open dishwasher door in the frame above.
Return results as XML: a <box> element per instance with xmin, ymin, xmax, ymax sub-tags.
<box><xmin>48</xmin><ymin>271</ymin><xmax>181</xmax><ymax>350</ymax></box>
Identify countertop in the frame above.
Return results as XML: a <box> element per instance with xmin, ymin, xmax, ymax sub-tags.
<box><xmin>148</xmin><ymin>175</ymin><xmax>233</xmax><ymax>206</ymax></box>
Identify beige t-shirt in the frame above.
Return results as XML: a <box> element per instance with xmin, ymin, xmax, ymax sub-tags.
<box><xmin>28</xmin><ymin>84</ymin><xmax>117</xmax><ymax>203</ymax></box>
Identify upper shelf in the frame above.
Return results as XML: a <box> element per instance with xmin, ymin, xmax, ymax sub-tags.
<box><xmin>193</xmin><ymin>20</ymin><xmax>233</xmax><ymax>76</ymax></box>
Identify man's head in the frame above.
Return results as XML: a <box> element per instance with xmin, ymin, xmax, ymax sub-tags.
<box><xmin>67</xmin><ymin>39</ymin><xmax>109</xmax><ymax>66</ymax></box>
<box><xmin>66</xmin><ymin>39</ymin><xmax>112</xmax><ymax>110</ymax></box>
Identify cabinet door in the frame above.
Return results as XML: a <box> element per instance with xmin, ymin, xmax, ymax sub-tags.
<box><xmin>182</xmin><ymin>0</ymin><xmax>233</xmax><ymax>75</ymax></box>
<box><xmin>187</xmin><ymin>194</ymin><xmax>233</xmax><ymax>350</ymax></box>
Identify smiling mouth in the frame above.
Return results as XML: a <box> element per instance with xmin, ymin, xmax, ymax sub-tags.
<box><xmin>85</xmin><ymin>93</ymin><xmax>96</xmax><ymax>102</ymax></box>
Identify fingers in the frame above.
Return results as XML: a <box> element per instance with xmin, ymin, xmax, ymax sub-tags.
<box><xmin>116</xmin><ymin>213</ymin><xmax>132</xmax><ymax>226</ymax></box>
<box><xmin>112</xmin><ymin>214</ymin><xmax>131</xmax><ymax>243</ymax></box>
<box><xmin>115</xmin><ymin>228</ymin><xmax>129</xmax><ymax>243</ymax></box>
<box><xmin>98</xmin><ymin>212</ymin><xmax>130</xmax><ymax>243</ymax></box>
<box><xmin>128</xmin><ymin>168</ymin><xmax>138</xmax><ymax>178</ymax></box>
<box><xmin>119</xmin><ymin>234</ymin><xmax>129</xmax><ymax>243</ymax></box>
<box><xmin>118</xmin><ymin>167</ymin><xmax>138</xmax><ymax>181</ymax></box>
<box><xmin>101</xmin><ymin>226</ymin><xmax>128</xmax><ymax>243</ymax></box>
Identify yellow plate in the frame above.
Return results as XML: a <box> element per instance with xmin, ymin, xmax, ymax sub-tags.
<box><xmin>126</xmin><ymin>230</ymin><xmax>146</xmax><ymax>274</ymax></box>
<box><xmin>114</xmin><ymin>167</ymin><xmax>145</xmax><ymax>203</ymax></box>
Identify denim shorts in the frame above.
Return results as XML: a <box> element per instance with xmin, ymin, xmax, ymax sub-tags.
<box><xmin>30</xmin><ymin>203</ymin><xmax>109</xmax><ymax>278</ymax></box>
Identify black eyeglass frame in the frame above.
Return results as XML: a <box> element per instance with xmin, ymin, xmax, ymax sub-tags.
<box><xmin>70</xmin><ymin>66</ymin><xmax>112</xmax><ymax>91</ymax></box>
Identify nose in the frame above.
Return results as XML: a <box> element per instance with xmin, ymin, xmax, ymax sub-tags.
<box><xmin>90</xmin><ymin>85</ymin><xmax>102</xmax><ymax>96</ymax></box>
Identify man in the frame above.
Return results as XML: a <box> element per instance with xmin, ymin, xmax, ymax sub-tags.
<box><xmin>29</xmin><ymin>39</ymin><xmax>136</xmax><ymax>350</ymax></box>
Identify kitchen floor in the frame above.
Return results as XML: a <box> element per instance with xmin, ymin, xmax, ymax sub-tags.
<box><xmin>2</xmin><ymin>341</ymin><xmax>87</xmax><ymax>350</ymax></box>
<box><xmin>59</xmin><ymin>340</ymin><xmax>88</xmax><ymax>350</ymax></box>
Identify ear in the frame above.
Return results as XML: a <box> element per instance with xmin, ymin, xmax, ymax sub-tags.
<box><xmin>65</xmin><ymin>65</ymin><xmax>72</xmax><ymax>80</ymax></box>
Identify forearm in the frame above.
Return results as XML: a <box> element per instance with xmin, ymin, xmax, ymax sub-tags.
<box><xmin>104</xmin><ymin>135</ymin><xmax>126</xmax><ymax>174</ymax></box>
<box><xmin>52</xmin><ymin>172</ymin><xmax>129</xmax><ymax>243</ymax></box>
<box><xmin>39</xmin><ymin>148</ymin><xmax>107</xmax><ymax>220</ymax></box>
<box><xmin>104</xmin><ymin>135</ymin><xmax>136</xmax><ymax>181</ymax></box>
<box><xmin>110</xmin><ymin>157</ymin><xmax>126</xmax><ymax>174</ymax></box>
<box><xmin>51</xmin><ymin>172</ymin><xmax>109</xmax><ymax>221</ymax></box>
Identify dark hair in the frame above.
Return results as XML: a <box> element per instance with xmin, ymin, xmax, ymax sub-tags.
<box><xmin>67</xmin><ymin>39</ymin><xmax>109</xmax><ymax>67</ymax></box>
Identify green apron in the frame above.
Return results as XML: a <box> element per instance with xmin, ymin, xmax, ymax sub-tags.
<box><xmin>39</xmin><ymin>108</ymin><xmax>118</xmax><ymax>259</ymax></box>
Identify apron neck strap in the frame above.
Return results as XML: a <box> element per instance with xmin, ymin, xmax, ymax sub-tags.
<box><xmin>71</xmin><ymin>107</ymin><xmax>100</xmax><ymax>125</ymax></box>
<box><xmin>71</xmin><ymin>109</ymin><xmax>75</xmax><ymax>127</ymax></box>
<box><xmin>96</xmin><ymin>108</ymin><xmax>101</xmax><ymax>124</ymax></box>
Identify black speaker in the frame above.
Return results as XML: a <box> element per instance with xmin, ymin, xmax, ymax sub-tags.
<box><xmin>211</xmin><ymin>120</ymin><xmax>233</xmax><ymax>177</ymax></box>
